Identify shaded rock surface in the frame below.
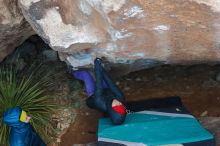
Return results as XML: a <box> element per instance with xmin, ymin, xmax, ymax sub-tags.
<box><xmin>0</xmin><ymin>0</ymin><xmax>34</xmax><ymax>62</ymax></box>
<box><xmin>4</xmin><ymin>35</ymin><xmax>59</xmax><ymax>70</ymax></box>
<box><xmin>199</xmin><ymin>117</ymin><xmax>220</xmax><ymax>145</ymax></box>
<box><xmin>19</xmin><ymin>0</ymin><xmax>220</xmax><ymax>73</ymax></box>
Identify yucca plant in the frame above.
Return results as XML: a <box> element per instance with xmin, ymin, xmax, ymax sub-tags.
<box><xmin>0</xmin><ymin>64</ymin><xmax>56</xmax><ymax>145</ymax></box>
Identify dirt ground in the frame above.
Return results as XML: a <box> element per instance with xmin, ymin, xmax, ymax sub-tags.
<box><xmin>60</xmin><ymin>64</ymin><xmax>220</xmax><ymax>146</ymax></box>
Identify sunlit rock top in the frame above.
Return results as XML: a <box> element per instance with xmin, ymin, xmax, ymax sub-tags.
<box><xmin>19</xmin><ymin>0</ymin><xmax>220</xmax><ymax>72</ymax></box>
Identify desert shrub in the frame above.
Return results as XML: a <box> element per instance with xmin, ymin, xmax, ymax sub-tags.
<box><xmin>0</xmin><ymin>65</ymin><xmax>56</xmax><ymax>145</ymax></box>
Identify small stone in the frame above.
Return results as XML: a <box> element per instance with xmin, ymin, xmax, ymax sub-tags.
<box><xmin>65</xmin><ymin>123</ymin><xmax>69</xmax><ymax>128</ymax></box>
<box><xmin>47</xmin><ymin>142</ymin><xmax>59</xmax><ymax>146</ymax></box>
<box><xmin>56</xmin><ymin>138</ymin><xmax>61</xmax><ymax>143</ymax></box>
<box><xmin>124</xmin><ymin>87</ymin><xmax>130</xmax><ymax>91</ymax></box>
<box><xmin>66</xmin><ymin>112</ymin><xmax>71</xmax><ymax>116</ymax></box>
<box><xmin>176</xmin><ymin>108</ymin><xmax>181</xmax><ymax>112</ymax></box>
<box><xmin>74</xmin><ymin>102</ymin><xmax>80</xmax><ymax>108</ymax></box>
<box><xmin>200</xmin><ymin>111</ymin><xmax>208</xmax><ymax>117</ymax></box>
<box><xmin>57</xmin><ymin>123</ymin><xmax>61</xmax><ymax>129</ymax></box>
<box><xmin>42</xmin><ymin>49</ymin><xmax>58</xmax><ymax>61</ymax></box>
<box><xmin>116</xmin><ymin>81</ymin><xmax>120</xmax><ymax>85</ymax></box>
<box><xmin>135</xmin><ymin>78</ymin><xmax>141</xmax><ymax>81</ymax></box>
<box><xmin>87</xmin><ymin>142</ymin><xmax>97</xmax><ymax>146</ymax></box>
<box><xmin>61</xmin><ymin>124</ymin><xmax>66</xmax><ymax>130</ymax></box>
<box><xmin>215</xmin><ymin>72</ymin><xmax>220</xmax><ymax>81</ymax></box>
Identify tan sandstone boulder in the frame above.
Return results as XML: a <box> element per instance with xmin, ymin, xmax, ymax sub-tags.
<box><xmin>0</xmin><ymin>0</ymin><xmax>34</xmax><ymax>62</ymax></box>
<box><xmin>18</xmin><ymin>0</ymin><xmax>220</xmax><ymax>72</ymax></box>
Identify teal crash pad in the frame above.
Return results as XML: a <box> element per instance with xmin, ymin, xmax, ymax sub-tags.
<box><xmin>98</xmin><ymin>111</ymin><xmax>213</xmax><ymax>145</ymax></box>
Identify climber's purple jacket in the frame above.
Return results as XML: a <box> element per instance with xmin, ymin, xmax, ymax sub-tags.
<box><xmin>3</xmin><ymin>107</ymin><xmax>46</xmax><ymax>146</ymax></box>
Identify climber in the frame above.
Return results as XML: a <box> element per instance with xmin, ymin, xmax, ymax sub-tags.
<box><xmin>73</xmin><ymin>58</ymin><xmax>126</xmax><ymax>125</ymax></box>
<box><xmin>3</xmin><ymin>106</ymin><xmax>46</xmax><ymax>146</ymax></box>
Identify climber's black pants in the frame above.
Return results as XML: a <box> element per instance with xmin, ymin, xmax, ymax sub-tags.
<box><xmin>94</xmin><ymin>58</ymin><xmax>125</xmax><ymax>104</ymax></box>
<box><xmin>86</xmin><ymin>58</ymin><xmax>126</xmax><ymax>125</ymax></box>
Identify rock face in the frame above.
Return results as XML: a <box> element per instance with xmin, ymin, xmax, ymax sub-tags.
<box><xmin>19</xmin><ymin>0</ymin><xmax>220</xmax><ymax>72</ymax></box>
<box><xmin>200</xmin><ymin>117</ymin><xmax>220</xmax><ymax>145</ymax></box>
<box><xmin>0</xmin><ymin>0</ymin><xmax>34</xmax><ymax>62</ymax></box>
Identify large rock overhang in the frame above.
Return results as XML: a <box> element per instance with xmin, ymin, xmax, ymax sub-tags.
<box><xmin>19</xmin><ymin>0</ymin><xmax>220</xmax><ymax>73</ymax></box>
